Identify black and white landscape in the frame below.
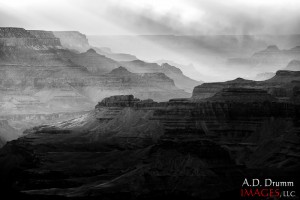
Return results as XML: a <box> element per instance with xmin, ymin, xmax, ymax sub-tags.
<box><xmin>0</xmin><ymin>0</ymin><xmax>299</xmax><ymax>199</ymax></box>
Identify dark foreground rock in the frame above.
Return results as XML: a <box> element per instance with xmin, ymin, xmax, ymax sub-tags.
<box><xmin>0</xmin><ymin>94</ymin><xmax>299</xmax><ymax>200</ymax></box>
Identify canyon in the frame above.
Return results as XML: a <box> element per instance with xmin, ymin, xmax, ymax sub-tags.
<box><xmin>0</xmin><ymin>89</ymin><xmax>299</xmax><ymax>199</ymax></box>
<box><xmin>0</xmin><ymin>27</ymin><xmax>195</xmax><ymax>147</ymax></box>
<box><xmin>192</xmin><ymin>70</ymin><xmax>300</xmax><ymax>103</ymax></box>
<box><xmin>0</xmin><ymin>27</ymin><xmax>299</xmax><ymax>200</ymax></box>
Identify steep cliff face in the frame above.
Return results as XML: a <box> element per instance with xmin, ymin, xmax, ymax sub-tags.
<box><xmin>0</xmin><ymin>28</ymin><xmax>62</xmax><ymax>49</ymax></box>
<box><xmin>28</xmin><ymin>30</ymin><xmax>61</xmax><ymax>47</ymax></box>
<box><xmin>0</xmin><ymin>28</ymin><xmax>68</xmax><ymax>66</ymax></box>
<box><xmin>0</xmin><ymin>27</ymin><xmax>37</xmax><ymax>47</ymax></box>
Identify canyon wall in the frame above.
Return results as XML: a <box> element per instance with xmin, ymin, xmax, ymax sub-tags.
<box><xmin>0</xmin><ymin>93</ymin><xmax>298</xmax><ymax>199</ymax></box>
<box><xmin>192</xmin><ymin>70</ymin><xmax>300</xmax><ymax>103</ymax></box>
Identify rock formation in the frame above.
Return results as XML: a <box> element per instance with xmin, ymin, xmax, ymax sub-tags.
<box><xmin>0</xmin><ymin>27</ymin><xmax>192</xmax><ymax>149</ymax></box>
<box><xmin>228</xmin><ymin>45</ymin><xmax>300</xmax><ymax>72</ymax></box>
<box><xmin>121</xmin><ymin>60</ymin><xmax>202</xmax><ymax>92</ymax></box>
<box><xmin>51</xmin><ymin>30</ymin><xmax>202</xmax><ymax>92</ymax></box>
<box><xmin>53</xmin><ymin>31</ymin><xmax>90</xmax><ymax>52</ymax></box>
<box><xmin>0</xmin><ymin>27</ymin><xmax>190</xmax><ymax>117</ymax></box>
<box><xmin>53</xmin><ymin>31</ymin><xmax>139</xmax><ymax>61</ymax></box>
<box><xmin>193</xmin><ymin>70</ymin><xmax>300</xmax><ymax>102</ymax></box>
<box><xmin>192</xmin><ymin>77</ymin><xmax>256</xmax><ymax>99</ymax></box>
<box><xmin>0</xmin><ymin>92</ymin><xmax>299</xmax><ymax>199</ymax></box>
<box><xmin>59</xmin><ymin>48</ymin><xmax>120</xmax><ymax>74</ymax></box>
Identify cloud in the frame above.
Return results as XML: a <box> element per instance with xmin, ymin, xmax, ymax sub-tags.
<box><xmin>103</xmin><ymin>0</ymin><xmax>300</xmax><ymax>35</ymax></box>
<box><xmin>0</xmin><ymin>0</ymin><xmax>299</xmax><ymax>35</ymax></box>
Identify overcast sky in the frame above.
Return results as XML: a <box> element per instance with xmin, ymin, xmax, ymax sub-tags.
<box><xmin>0</xmin><ymin>0</ymin><xmax>299</xmax><ymax>35</ymax></box>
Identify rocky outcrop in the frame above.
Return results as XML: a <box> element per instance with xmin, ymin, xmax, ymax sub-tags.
<box><xmin>121</xmin><ymin>60</ymin><xmax>202</xmax><ymax>92</ymax></box>
<box><xmin>98</xmin><ymin>95</ymin><xmax>141</xmax><ymax>107</ymax></box>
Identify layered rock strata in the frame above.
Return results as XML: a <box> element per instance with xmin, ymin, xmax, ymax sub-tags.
<box><xmin>0</xmin><ymin>94</ymin><xmax>298</xmax><ymax>199</ymax></box>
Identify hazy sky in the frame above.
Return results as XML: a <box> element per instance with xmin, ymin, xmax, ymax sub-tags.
<box><xmin>0</xmin><ymin>0</ymin><xmax>299</xmax><ymax>35</ymax></box>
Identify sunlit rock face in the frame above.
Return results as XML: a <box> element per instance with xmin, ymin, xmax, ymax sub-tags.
<box><xmin>0</xmin><ymin>28</ymin><xmax>190</xmax><ymax>117</ymax></box>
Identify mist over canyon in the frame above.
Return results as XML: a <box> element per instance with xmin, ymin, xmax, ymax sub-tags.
<box><xmin>0</xmin><ymin>8</ymin><xmax>300</xmax><ymax>200</ymax></box>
